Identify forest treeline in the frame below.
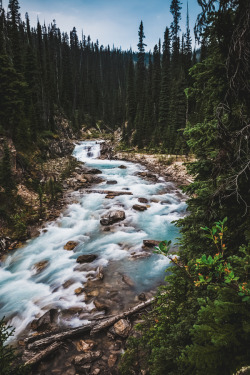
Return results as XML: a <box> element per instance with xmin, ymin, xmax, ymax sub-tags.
<box><xmin>0</xmin><ymin>0</ymin><xmax>194</xmax><ymax>154</ymax></box>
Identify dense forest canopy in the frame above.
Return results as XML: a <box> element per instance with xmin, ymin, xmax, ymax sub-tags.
<box><xmin>0</xmin><ymin>0</ymin><xmax>195</xmax><ymax>153</ymax></box>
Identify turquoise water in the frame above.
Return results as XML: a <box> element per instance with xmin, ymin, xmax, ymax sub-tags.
<box><xmin>0</xmin><ymin>141</ymin><xmax>186</xmax><ymax>338</ymax></box>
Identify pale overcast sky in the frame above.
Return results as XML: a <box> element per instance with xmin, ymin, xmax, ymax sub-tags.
<box><xmin>2</xmin><ymin>0</ymin><xmax>201</xmax><ymax>51</ymax></box>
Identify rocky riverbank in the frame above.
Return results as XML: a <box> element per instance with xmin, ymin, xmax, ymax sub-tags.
<box><xmin>113</xmin><ymin>151</ymin><xmax>194</xmax><ymax>187</ymax></box>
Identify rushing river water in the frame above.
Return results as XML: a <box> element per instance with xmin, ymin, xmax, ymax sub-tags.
<box><xmin>0</xmin><ymin>141</ymin><xmax>186</xmax><ymax>339</ymax></box>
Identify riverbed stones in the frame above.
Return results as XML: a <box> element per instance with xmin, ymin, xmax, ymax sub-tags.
<box><xmin>32</xmin><ymin>260</ymin><xmax>49</xmax><ymax>274</ymax></box>
<box><xmin>77</xmin><ymin>254</ymin><xmax>98</xmax><ymax>264</ymax></box>
<box><xmin>94</xmin><ymin>300</ymin><xmax>109</xmax><ymax>312</ymax></box>
<box><xmin>73</xmin><ymin>351</ymin><xmax>102</xmax><ymax>366</ymax></box>
<box><xmin>113</xmin><ymin>319</ymin><xmax>131</xmax><ymax>338</ymax></box>
<box><xmin>74</xmin><ymin>339</ymin><xmax>96</xmax><ymax>352</ymax></box>
<box><xmin>108</xmin><ymin>353</ymin><xmax>118</xmax><ymax>368</ymax></box>
<box><xmin>63</xmin><ymin>241</ymin><xmax>79</xmax><ymax>251</ymax></box>
<box><xmin>100</xmin><ymin>210</ymin><xmax>125</xmax><ymax>226</ymax></box>
<box><xmin>132</xmin><ymin>204</ymin><xmax>147</xmax><ymax>211</ymax></box>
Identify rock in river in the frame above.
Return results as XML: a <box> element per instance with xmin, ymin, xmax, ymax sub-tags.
<box><xmin>100</xmin><ymin>210</ymin><xmax>125</xmax><ymax>226</ymax></box>
<box><xmin>63</xmin><ymin>241</ymin><xmax>79</xmax><ymax>251</ymax></box>
<box><xmin>138</xmin><ymin>197</ymin><xmax>149</xmax><ymax>204</ymax></box>
<box><xmin>88</xmin><ymin>168</ymin><xmax>102</xmax><ymax>174</ymax></box>
<box><xmin>132</xmin><ymin>204</ymin><xmax>147</xmax><ymax>211</ymax></box>
<box><xmin>143</xmin><ymin>239</ymin><xmax>160</xmax><ymax>248</ymax></box>
<box><xmin>77</xmin><ymin>254</ymin><xmax>98</xmax><ymax>264</ymax></box>
<box><xmin>32</xmin><ymin>260</ymin><xmax>49</xmax><ymax>274</ymax></box>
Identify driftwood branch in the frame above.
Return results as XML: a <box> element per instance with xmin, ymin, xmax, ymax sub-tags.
<box><xmin>27</xmin><ymin>323</ymin><xmax>95</xmax><ymax>350</ymax></box>
<box><xmin>26</xmin><ymin>298</ymin><xmax>154</xmax><ymax>351</ymax></box>
<box><xmin>24</xmin><ymin>342</ymin><xmax>64</xmax><ymax>366</ymax></box>
<box><xmin>90</xmin><ymin>297</ymin><xmax>154</xmax><ymax>335</ymax></box>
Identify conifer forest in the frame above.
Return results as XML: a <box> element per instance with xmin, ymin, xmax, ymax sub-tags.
<box><xmin>0</xmin><ymin>0</ymin><xmax>250</xmax><ymax>374</ymax></box>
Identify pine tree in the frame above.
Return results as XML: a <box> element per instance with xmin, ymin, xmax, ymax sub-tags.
<box><xmin>159</xmin><ymin>27</ymin><xmax>171</xmax><ymax>147</ymax></box>
<box><xmin>0</xmin><ymin>143</ymin><xmax>16</xmax><ymax>196</ymax></box>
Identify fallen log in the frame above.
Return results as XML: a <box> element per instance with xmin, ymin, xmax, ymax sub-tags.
<box><xmin>26</xmin><ymin>298</ymin><xmax>154</xmax><ymax>351</ymax></box>
<box><xmin>24</xmin><ymin>341</ymin><xmax>64</xmax><ymax>366</ymax></box>
<box><xmin>90</xmin><ymin>297</ymin><xmax>154</xmax><ymax>335</ymax></box>
<box><xmin>83</xmin><ymin>189</ymin><xmax>133</xmax><ymax>196</ymax></box>
<box><xmin>27</xmin><ymin>322</ymin><xmax>95</xmax><ymax>350</ymax></box>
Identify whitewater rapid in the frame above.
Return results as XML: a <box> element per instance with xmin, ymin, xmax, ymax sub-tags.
<box><xmin>0</xmin><ymin>141</ymin><xmax>186</xmax><ymax>339</ymax></box>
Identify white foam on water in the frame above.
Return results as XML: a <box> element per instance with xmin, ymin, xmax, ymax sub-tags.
<box><xmin>0</xmin><ymin>140</ymin><xmax>186</xmax><ymax>340</ymax></box>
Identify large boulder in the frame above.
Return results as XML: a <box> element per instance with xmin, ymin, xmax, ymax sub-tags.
<box><xmin>100</xmin><ymin>210</ymin><xmax>125</xmax><ymax>226</ymax></box>
<box><xmin>77</xmin><ymin>254</ymin><xmax>97</xmax><ymax>264</ymax></box>
<box><xmin>113</xmin><ymin>319</ymin><xmax>131</xmax><ymax>338</ymax></box>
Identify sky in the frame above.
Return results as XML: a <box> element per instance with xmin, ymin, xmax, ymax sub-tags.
<box><xmin>2</xmin><ymin>0</ymin><xmax>201</xmax><ymax>51</ymax></box>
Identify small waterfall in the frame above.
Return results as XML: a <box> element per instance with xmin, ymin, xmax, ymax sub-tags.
<box><xmin>73</xmin><ymin>141</ymin><xmax>103</xmax><ymax>161</ymax></box>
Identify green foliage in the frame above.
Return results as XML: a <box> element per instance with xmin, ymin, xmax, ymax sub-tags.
<box><xmin>0</xmin><ymin>318</ymin><xmax>28</xmax><ymax>375</ymax></box>
<box><xmin>121</xmin><ymin>222</ymin><xmax>250</xmax><ymax>375</ymax></box>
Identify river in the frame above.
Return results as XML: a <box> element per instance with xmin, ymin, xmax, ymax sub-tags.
<box><xmin>0</xmin><ymin>141</ymin><xmax>186</xmax><ymax>340</ymax></box>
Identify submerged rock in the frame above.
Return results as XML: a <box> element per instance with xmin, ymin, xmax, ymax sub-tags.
<box><xmin>100</xmin><ymin>210</ymin><xmax>125</xmax><ymax>226</ymax></box>
<box><xmin>122</xmin><ymin>274</ymin><xmax>134</xmax><ymax>287</ymax></box>
<box><xmin>77</xmin><ymin>254</ymin><xmax>98</xmax><ymax>264</ymax></box>
<box><xmin>63</xmin><ymin>279</ymin><xmax>75</xmax><ymax>289</ymax></box>
<box><xmin>63</xmin><ymin>241</ymin><xmax>79</xmax><ymax>251</ymax></box>
<box><xmin>132</xmin><ymin>204</ymin><xmax>147</xmax><ymax>211</ymax></box>
<box><xmin>106</xmin><ymin>180</ymin><xmax>117</xmax><ymax>185</ymax></box>
<box><xmin>118</xmin><ymin>165</ymin><xmax>127</xmax><ymax>169</ymax></box>
<box><xmin>32</xmin><ymin>260</ymin><xmax>49</xmax><ymax>274</ymax></box>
